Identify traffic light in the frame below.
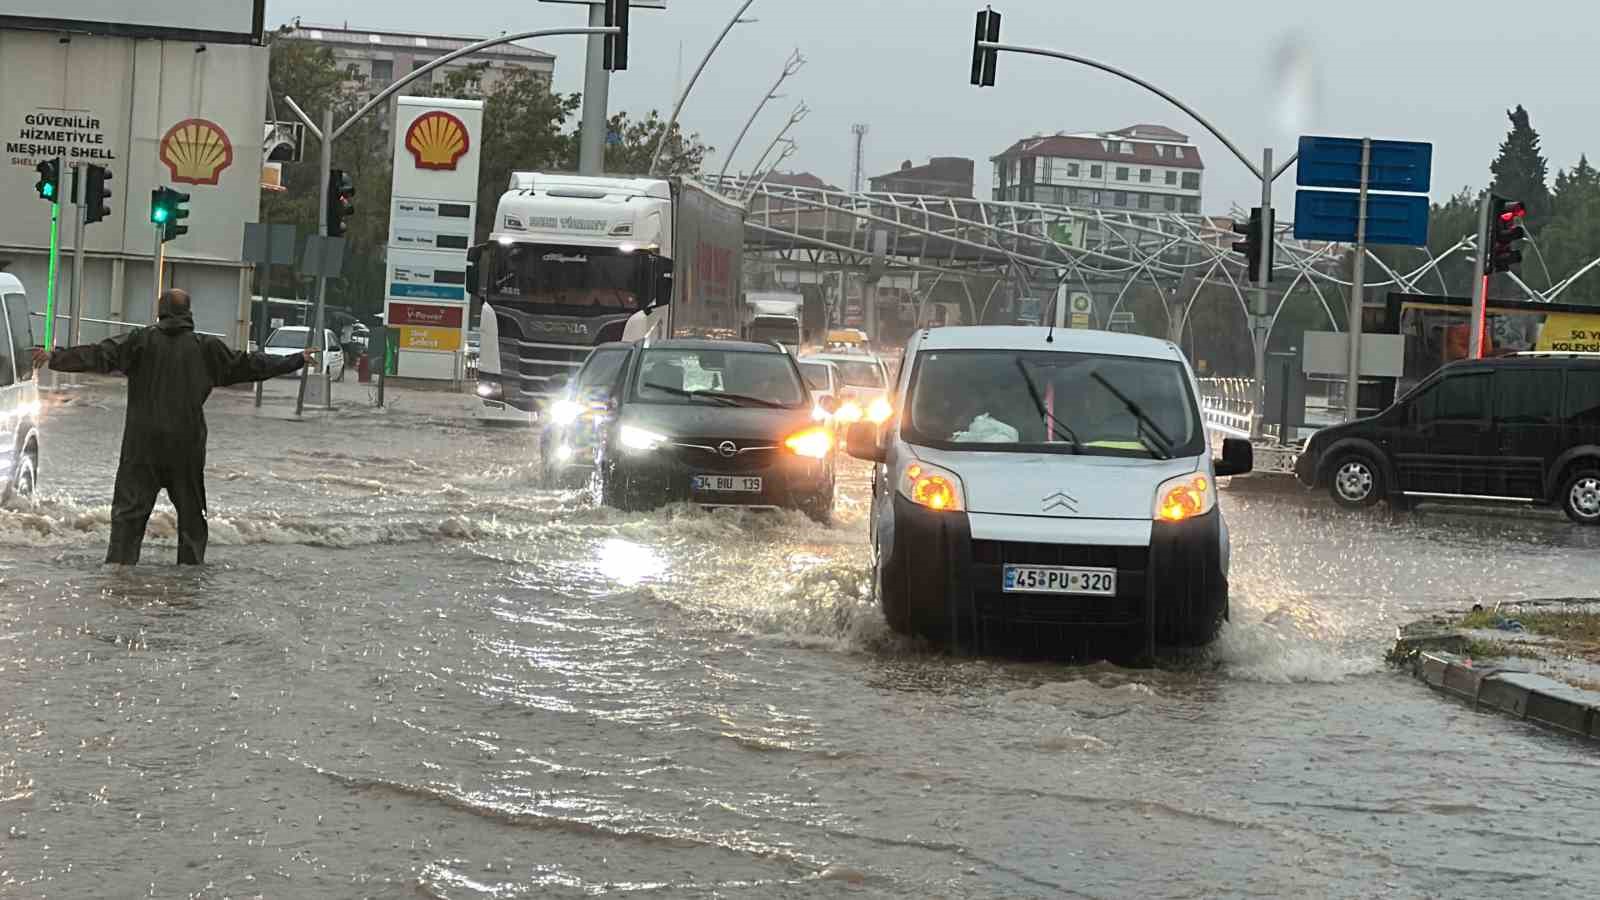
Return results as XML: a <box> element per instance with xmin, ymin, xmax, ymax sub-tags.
<box><xmin>604</xmin><ymin>0</ymin><xmax>629</xmax><ymax>71</ymax></box>
<box><xmin>1485</xmin><ymin>195</ymin><xmax>1526</xmax><ymax>275</ymax></box>
<box><xmin>84</xmin><ymin>164</ymin><xmax>113</xmax><ymax>225</ymax></box>
<box><xmin>327</xmin><ymin>169</ymin><xmax>356</xmax><ymax>238</ymax></box>
<box><xmin>970</xmin><ymin>7</ymin><xmax>1001</xmax><ymax>87</ymax></box>
<box><xmin>1231</xmin><ymin>206</ymin><xmax>1274</xmax><ymax>283</ymax></box>
<box><xmin>150</xmin><ymin>186</ymin><xmax>191</xmax><ymax>242</ymax></box>
<box><xmin>34</xmin><ymin>158</ymin><xmax>60</xmax><ymax>203</ymax></box>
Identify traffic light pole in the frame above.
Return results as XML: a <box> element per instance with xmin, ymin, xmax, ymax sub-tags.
<box><xmin>69</xmin><ymin>164</ymin><xmax>88</xmax><ymax>351</ymax></box>
<box><xmin>1469</xmin><ymin>193</ymin><xmax>1493</xmax><ymax>360</ymax></box>
<box><xmin>295</xmin><ymin>106</ymin><xmax>334</xmax><ymax>419</ymax></box>
<box><xmin>151</xmin><ymin>225</ymin><xmax>165</xmax><ymax>322</ymax></box>
<box><xmin>1343</xmin><ymin>138</ymin><xmax>1372</xmax><ymax>421</ymax></box>
<box><xmin>1251</xmin><ymin>148</ymin><xmax>1273</xmax><ymax>441</ymax></box>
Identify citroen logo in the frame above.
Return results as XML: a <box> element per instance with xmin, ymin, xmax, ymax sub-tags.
<box><xmin>1042</xmin><ymin>490</ymin><xmax>1078</xmax><ymax>512</ymax></box>
<box><xmin>717</xmin><ymin>441</ymin><xmax>738</xmax><ymax>458</ymax></box>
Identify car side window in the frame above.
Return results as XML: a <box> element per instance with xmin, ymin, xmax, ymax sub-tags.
<box><xmin>578</xmin><ymin>349</ymin><xmax>628</xmax><ymax>391</ymax></box>
<box><xmin>1432</xmin><ymin>372</ymin><xmax>1489</xmax><ymax>423</ymax></box>
<box><xmin>1494</xmin><ymin>368</ymin><xmax>1561</xmax><ymax>425</ymax></box>
<box><xmin>1564</xmin><ymin>370</ymin><xmax>1600</xmax><ymax>429</ymax></box>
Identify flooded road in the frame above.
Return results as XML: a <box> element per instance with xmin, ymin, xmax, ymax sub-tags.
<box><xmin>4</xmin><ymin>380</ymin><xmax>1600</xmax><ymax>898</ymax></box>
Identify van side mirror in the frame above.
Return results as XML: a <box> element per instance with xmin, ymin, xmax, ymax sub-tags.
<box><xmin>846</xmin><ymin>421</ymin><xmax>885</xmax><ymax>463</ymax></box>
<box><xmin>1214</xmin><ymin>437</ymin><xmax>1253</xmax><ymax>477</ymax></box>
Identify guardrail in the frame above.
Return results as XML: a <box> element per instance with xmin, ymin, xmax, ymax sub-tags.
<box><xmin>31</xmin><ymin>311</ymin><xmax>227</xmax><ymax>339</ymax></box>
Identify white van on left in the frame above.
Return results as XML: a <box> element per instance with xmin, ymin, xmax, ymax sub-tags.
<box><xmin>0</xmin><ymin>273</ymin><xmax>41</xmax><ymax>503</ymax></box>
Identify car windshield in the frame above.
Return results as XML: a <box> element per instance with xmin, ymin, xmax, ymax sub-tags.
<box><xmin>904</xmin><ymin>349</ymin><xmax>1201</xmax><ymax>457</ymax></box>
<box><xmin>829</xmin><ymin>359</ymin><xmax>884</xmax><ymax>389</ymax></box>
<box><xmin>798</xmin><ymin>362</ymin><xmax>832</xmax><ymax>391</ymax></box>
<box><xmin>635</xmin><ymin>348</ymin><xmax>806</xmax><ymax>407</ymax></box>
<box><xmin>266</xmin><ymin>329</ymin><xmax>306</xmax><ymax>349</ymax></box>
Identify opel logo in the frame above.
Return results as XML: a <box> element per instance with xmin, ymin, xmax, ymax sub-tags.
<box><xmin>718</xmin><ymin>441</ymin><xmax>738</xmax><ymax>458</ymax></box>
<box><xmin>1041</xmin><ymin>490</ymin><xmax>1078</xmax><ymax>513</ymax></box>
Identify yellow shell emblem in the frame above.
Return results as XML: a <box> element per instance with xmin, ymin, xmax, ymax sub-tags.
<box><xmin>405</xmin><ymin>111</ymin><xmax>470</xmax><ymax>171</ymax></box>
<box><xmin>159</xmin><ymin>118</ymin><xmax>234</xmax><ymax>186</ymax></box>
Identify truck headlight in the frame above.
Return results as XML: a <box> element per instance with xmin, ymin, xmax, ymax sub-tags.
<box><xmin>1153</xmin><ymin>472</ymin><xmax>1215</xmax><ymax>522</ymax></box>
<box><xmin>477</xmin><ymin>381</ymin><xmax>502</xmax><ymax>400</ymax></box>
<box><xmin>619</xmin><ymin>425</ymin><xmax>668</xmax><ymax>452</ymax></box>
<box><xmin>899</xmin><ymin>460</ymin><xmax>964</xmax><ymax>512</ymax></box>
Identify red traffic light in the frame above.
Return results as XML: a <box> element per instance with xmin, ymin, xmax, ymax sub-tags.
<box><xmin>1498</xmin><ymin>202</ymin><xmax>1526</xmax><ymax>223</ymax></box>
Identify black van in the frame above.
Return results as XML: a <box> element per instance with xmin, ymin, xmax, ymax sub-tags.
<box><xmin>1295</xmin><ymin>354</ymin><xmax>1600</xmax><ymax>523</ymax></box>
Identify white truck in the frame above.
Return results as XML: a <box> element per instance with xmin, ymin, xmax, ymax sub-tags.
<box><xmin>470</xmin><ymin>174</ymin><xmax>746</xmax><ymax>421</ymax></box>
<box><xmin>741</xmin><ymin>292</ymin><xmax>805</xmax><ymax>351</ymax></box>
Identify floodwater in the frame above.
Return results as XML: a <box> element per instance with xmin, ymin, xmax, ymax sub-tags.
<box><xmin>4</xmin><ymin>380</ymin><xmax>1600</xmax><ymax>898</ymax></box>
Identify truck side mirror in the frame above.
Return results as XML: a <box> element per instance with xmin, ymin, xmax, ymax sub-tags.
<box><xmin>653</xmin><ymin>257</ymin><xmax>674</xmax><ymax>308</ymax></box>
<box><xmin>466</xmin><ymin>243</ymin><xmax>486</xmax><ymax>298</ymax></box>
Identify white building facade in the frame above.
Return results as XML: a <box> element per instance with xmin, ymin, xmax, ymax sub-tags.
<box><xmin>991</xmin><ymin>124</ymin><xmax>1204</xmax><ymax>216</ymax></box>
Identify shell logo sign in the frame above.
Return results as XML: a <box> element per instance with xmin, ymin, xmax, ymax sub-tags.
<box><xmin>159</xmin><ymin>118</ymin><xmax>234</xmax><ymax>186</ymax></box>
<box><xmin>405</xmin><ymin>111</ymin><xmax>470</xmax><ymax>171</ymax></box>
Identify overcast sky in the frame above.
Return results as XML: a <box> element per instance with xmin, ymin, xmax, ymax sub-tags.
<box><xmin>267</xmin><ymin>0</ymin><xmax>1600</xmax><ymax>216</ymax></box>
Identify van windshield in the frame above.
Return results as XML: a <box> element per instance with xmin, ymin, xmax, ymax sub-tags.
<box><xmin>903</xmin><ymin>350</ymin><xmax>1201</xmax><ymax>457</ymax></box>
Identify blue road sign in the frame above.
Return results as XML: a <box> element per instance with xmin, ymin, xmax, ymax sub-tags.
<box><xmin>1296</xmin><ymin>136</ymin><xmax>1433</xmax><ymax>193</ymax></box>
<box><xmin>1293</xmin><ymin>190</ymin><xmax>1430</xmax><ymax>246</ymax></box>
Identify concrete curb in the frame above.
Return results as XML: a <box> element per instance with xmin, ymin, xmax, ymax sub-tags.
<box><xmin>1405</xmin><ymin>648</ymin><xmax>1600</xmax><ymax>742</ymax></box>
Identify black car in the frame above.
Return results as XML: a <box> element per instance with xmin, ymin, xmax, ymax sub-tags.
<box><xmin>1296</xmin><ymin>354</ymin><xmax>1600</xmax><ymax>523</ymax></box>
<box><xmin>544</xmin><ymin>339</ymin><xmax>838</xmax><ymax>522</ymax></box>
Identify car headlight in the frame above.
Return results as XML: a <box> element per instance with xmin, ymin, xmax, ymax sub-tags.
<box><xmin>1153</xmin><ymin>472</ymin><xmax>1215</xmax><ymax>522</ymax></box>
<box><xmin>548</xmin><ymin>398</ymin><xmax>583</xmax><ymax>425</ymax></box>
<box><xmin>619</xmin><ymin>424</ymin><xmax>668</xmax><ymax>452</ymax></box>
<box><xmin>477</xmin><ymin>381</ymin><xmax>503</xmax><ymax>400</ymax></box>
<box><xmin>835</xmin><ymin>401</ymin><xmax>864</xmax><ymax>424</ymax></box>
<box><xmin>784</xmin><ymin>426</ymin><xmax>833</xmax><ymax>459</ymax></box>
<box><xmin>898</xmin><ymin>460</ymin><xmax>964</xmax><ymax>512</ymax></box>
<box><xmin>866</xmin><ymin>396</ymin><xmax>893</xmax><ymax>425</ymax></box>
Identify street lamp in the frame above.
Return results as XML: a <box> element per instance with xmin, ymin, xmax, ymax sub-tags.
<box><xmin>649</xmin><ymin>0</ymin><xmax>761</xmax><ymax>176</ymax></box>
<box><xmin>716</xmin><ymin>49</ymin><xmax>805</xmax><ymax>188</ymax></box>
<box><xmin>970</xmin><ymin>11</ymin><xmax>1298</xmax><ymax>439</ymax></box>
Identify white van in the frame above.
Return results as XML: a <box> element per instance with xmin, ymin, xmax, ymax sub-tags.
<box><xmin>845</xmin><ymin>326</ymin><xmax>1253</xmax><ymax>651</ymax></box>
<box><xmin>0</xmin><ymin>274</ymin><xmax>41</xmax><ymax>502</ymax></box>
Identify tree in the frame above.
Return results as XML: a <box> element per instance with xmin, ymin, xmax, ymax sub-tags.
<box><xmin>1489</xmin><ymin>104</ymin><xmax>1553</xmax><ymax>231</ymax></box>
<box><xmin>581</xmin><ymin>110</ymin><xmax>712</xmax><ymax>177</ymax></box>
<box><xmin>1538</xmin><ymin>155</ymin><xmax>1600</xmax><ymax>304</ymax></box>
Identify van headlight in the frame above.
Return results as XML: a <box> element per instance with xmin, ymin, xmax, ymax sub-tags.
<box><xmin>898</xmin><ymin>460</ymin><xmax>964</xmax><ymax>513</ymax></box>
<box><xmin>548</xmin><ymin>398</ymin><xmax>583</xmax><ymax>425</ymax></box>
<box><xmin>619</xmin><ymin>425</ymin><xmax>668</xmax><ymax>452</ymax></box>
<box><xmin>1153</xmin><ymin>472</ymin><xmax>1215</xmax><ymax>522</ymax></box>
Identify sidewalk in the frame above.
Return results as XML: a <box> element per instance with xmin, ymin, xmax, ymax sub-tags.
<box><xmin>1391</xmin><ymin>600</ymin><xmax>1600</xmax><ymax>742</ymax></box>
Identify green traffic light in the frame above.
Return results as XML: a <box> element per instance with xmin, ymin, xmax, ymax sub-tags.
<box><xmin>152</xmin><ymin>208</ymin><xmax>169</xmax><ymax>223</ymax></box>
<box><xmin>42</xmin><ymin>183</ymin><xmax>55</xmax><ymax>199</ymax></box>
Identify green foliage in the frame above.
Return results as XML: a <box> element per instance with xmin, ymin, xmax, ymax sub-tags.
<box><xmin>1489</xmin><ymin>105</ymin><xmax>1553</xmax><ymax>231</ymax></box>
<box><xmin>260</xmin><ymin>37</ymin><xmax>713</xmax><ymax>319</ymax></box>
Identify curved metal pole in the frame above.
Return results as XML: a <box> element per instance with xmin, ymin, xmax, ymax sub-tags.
<box><xmin>330</xmin><ymin>26</ymin><xmax>616</xmax><ymax>142</ymax></box>
<box><xmin>740</xmin><ymin>101</ymin><xmax>808</xmax><ymax>202</ymax></box>
<box><xmin>745</xmin><ymin>139</ymin><xmax>797</xmax><ymax>200</ymax></box>
<box><xmin>716</xmin><ymin>49</ymin><xmax>804</xmax><ymax>186</ymax></box>
<box><xmin>649</xmin><ymin>0</ymin><xmax>759</xmax><ymax>176</ymax></box>
<box><xmin>980</xmin><ymin>41</ymin><xmax>1265</xmax><ymax>181</ymax></box>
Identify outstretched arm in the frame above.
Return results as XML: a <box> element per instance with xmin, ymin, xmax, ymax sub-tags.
<box><xmin>37</xmin><ymin>333</ymin><xmax>139</xmax><ymax>375</ymax></box>
<box><xmin>205</xmin><ymin>339</ymin><xmax>314</xmax><ymax>386</ymax></box>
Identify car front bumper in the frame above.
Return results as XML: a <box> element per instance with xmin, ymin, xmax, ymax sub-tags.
<box><xmin>883</xmin><ymin>495</ymin><xmax>1226</xmax><ymax>647</ymax></box>
<box><xmin>610</xmin><ymin>444</ymin><xmax>833</xmax><ymax>512</ymax></box>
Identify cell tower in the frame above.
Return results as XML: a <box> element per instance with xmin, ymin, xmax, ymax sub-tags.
<box><xmin>850</xmin><ymin>123</ymin><xmax>869</xmax><ymax>193</ymax></box>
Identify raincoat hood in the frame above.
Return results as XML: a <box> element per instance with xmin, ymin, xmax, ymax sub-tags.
<box><xmin>157</xmin><ymin>296</ymin><xmax>195</xmax><ymax>334</ymax></box>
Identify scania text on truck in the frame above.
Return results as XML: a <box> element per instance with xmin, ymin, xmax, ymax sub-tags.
<box><xmin>470</xmin><ymin>174</ymin><xmax>745</xmax><ymax>421</ymax></box>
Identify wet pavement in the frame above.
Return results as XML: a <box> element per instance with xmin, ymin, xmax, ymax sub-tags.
<box><xmin>4</xmin><ymin>377</ymin><xmax>1600</xmax><ymax>898</ymax></box>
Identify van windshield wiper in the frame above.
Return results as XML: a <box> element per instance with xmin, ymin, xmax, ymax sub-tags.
<box><xmin>1015</xmin><ymin>360</ymin><xmax>1082</xmax><ymax>452</ymax></box>
<box><xmin>1089</xmin><ymin>371</ymin><xmax>1174</xmax><ymax>460</ymax></box>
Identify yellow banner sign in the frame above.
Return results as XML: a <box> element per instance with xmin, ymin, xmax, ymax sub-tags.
<box><xmin>399</xmin><ymin>325</ymin><xmax>462</xmax><ymax>351</ymax></box>
<box><xmin>1535</xmin><ymin>312</ymin><xmax>1600</xmax><ymax>353</ymax></box>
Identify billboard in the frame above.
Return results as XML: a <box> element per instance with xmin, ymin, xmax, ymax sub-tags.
<box><xmin>1383</xmin><ymin>292</ymin><xmax>1600</xmax><ymax>394</ymax></box>
<box><xmin>386</xmin><ymin>97</ymin><xmax>483</xmax><ymax>381</ymax></box>
<box><xmin>0</xmin><ymin>0</ymin><xmax>264</xmax><ymax>44</ymax></box>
